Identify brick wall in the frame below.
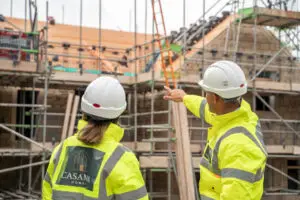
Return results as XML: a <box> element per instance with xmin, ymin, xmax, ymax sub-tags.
<box><xmin>187</xmin><ymin>23</ymin><xmax>300</xmax><ymax>84</ymax></box>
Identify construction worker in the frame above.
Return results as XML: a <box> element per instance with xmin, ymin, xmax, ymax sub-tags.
<box><xmin>164</xmin><ymin>60</ymin><xmax>267</xmax><ymax>200</ymax></box>
<box><xmin>42</xmin><ymin>76</ymin><xmax>148</xmax><ymax>200</ymax></box>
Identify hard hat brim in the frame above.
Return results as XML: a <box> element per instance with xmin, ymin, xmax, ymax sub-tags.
<box><xmin>198</xmin><ymin>79</ymin><xmax>247</xmax><ymax>99</ymax></box>
<box><xmin>81</xmin><ymin>97</ymin><xmax>127</xmax><ymax>119</ymax></box>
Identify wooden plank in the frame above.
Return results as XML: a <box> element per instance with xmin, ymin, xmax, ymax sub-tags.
<box><xmin>50</xmin><ymin>71</ymin><xmax>133</xmax><ymax>85</ymax></box>
<box><xmin>139</xmin><ymin>156</ymin><xmax>169</xmax><ymax>168</ymax></box>
<box><xmin>293</xmin><ymin>146</ymin><xmax>300</xmax><ymax>155</ymax></box>
<box><xmin>123</xmin><ymin>142</ymin><xmax>201</xmax><ymax>152</ymax></box>
<box><xmin>67</xmin><ymin>95</ymin><xmax>80</xmax><ymax>137</ymax></box>
<box><xmin>266</xmin><ymin>145</ymin><xmax>294</xmax><ymax>154</ymax></box>
<box><xmin>240</xmin><ymin>7</ymin><xmax>300</xmax><ymax>27</ymax></box>
<box><xmin>178</xmin><ymin>102</ymin><xmax>196</xmax><ymax>200</ymax></box>
<box><xmin>61</xmin><ymin>92</ymin><xmax>74</xmax><ymax>141</ymax></box>
<box><xmin>139</xmin><ymin>156</ymin><xmax>201</xmax><ymax>169</ymax></box>
<box><xmin>30</xmin><ymin>142</ymin><xmax>58</xmax><ymax>152</ymax></box>
<box><xmin>172</xmin><ymin>102</ymin><xmax>196</xmax><ymax>200</ymax></box>
<box><xmin>122</xmin><ymin>142</ymin><xmax>152</xmax><ymax>152</ymax></box>
<box><xmin>172</xmin><ymin>102</ymin><xmax>188</xmax><ymax>200</ymax></box>
<box><xmin>0</xmin><ymin>60</ymin><xmax>37</xmax><ymax>73</ymax></box>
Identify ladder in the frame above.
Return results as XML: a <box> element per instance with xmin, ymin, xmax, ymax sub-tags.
<box><xmin>151</xmin><ymin>0</ymin><xmax>176</xmax><ymax>88</ymax></box>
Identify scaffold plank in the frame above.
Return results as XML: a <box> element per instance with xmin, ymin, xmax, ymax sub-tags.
<box><xmin>139</xmin><ymin>156</ymin><xmax>201</xmax><ymax>169</ymax></box>
<box><xmin>238</xmin><ymin>7</ymin><xmax>300</xmax><ymax>28</ymax></box>
<box><xmin>172</xmin><ymin>102</ymin><xmax>196</xmax><ymax>200</ymax></box>
<box><xmin>67</xmin><ymin>95</ymin><xmax>80</xmax><ymax>137</ymax></box>
<box><xmin>61</xmin><ymin>92</ymin><xmax>74</xmax><ymax>141</ymax></box>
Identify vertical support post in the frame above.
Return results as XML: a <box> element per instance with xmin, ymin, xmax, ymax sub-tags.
<box><xmin>25</xmin><ymin>0</ymin><xmax>27</xmax><ymax>31</ymax></box>
<box><xmin>42</xmin><ymin>0</ymin><xmax>49</xmax><ymax>188</ymax></box>
<box><xmin>252</xmin><ymin>0</ymin><xmax>258</xmax><ymax>113</ymax></box>
<box><xmin>149</xmin><ymin>9</ymin><xmax>155</xmax><ymax>199</ymax></box>
<box><xmin>98</xmin><ymin>0</ymin><xmax>102</xmax><ymax>75</ymax></box>
<box><xmin>10</xmin><ymin>0</ymin><xmax>13</xmax><ymax>17</ymax></box>
<box><xmin>28</xmin><ymin>77</ymin><xmax>36</xmax><ymax>193</ymax></box>
<box><xmin>79</xmin><ymin>0</ymin><xmax>83</xmax><ymax>74</ymax></box>
<box><xmin>134</xmin><ymin>0</ymin><xmax>138</xmax><ymax>150</ymax></box>
<box><xmin>144</xmin><ymin>0</ymin><xmax>148</xmax><ymax>68</ymax></box>
<box><xmin>201</xmin><ymin>0</ymin><xmax>205</xmax><ymax>77</ymax></box>
<box><xmin>62</xmin><ymin>5</ymin><xmax>65</xmax><ymax>24</ymax></box>
<box><xmin>200</xmin><ymin>0</ymin><xmax>205</xmax><ymax>159</ymax></box>
<box><xmin>19</xmin><ymin>90</ymin><xmax>26</xmax><ymax>190</ymax></box>
<box><xmin>183</xmin><ymin>0</ymin><xmax>187</xmax><ymax>74</ymax></box>
<box><xmin>233</xmin><ymin>0</ymin><xmax>245</xmax><ymax>62</ymax></box>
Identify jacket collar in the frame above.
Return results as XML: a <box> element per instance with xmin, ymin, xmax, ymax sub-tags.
<box><xmin>212</xmin><ymin>99</ymin><xmax>250</xmax><ymax>127</ymax></box>
<box><xmin>75</xmin><ymin>119</ymin><xmax>124</xmax><ymax>143</ymax></box>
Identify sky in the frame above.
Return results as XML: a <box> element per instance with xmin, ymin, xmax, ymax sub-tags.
<box><xmin>1</xmin><ymin>0</ymin><xmax>299</xmax><ymax>34</ymax></box>
<box><xmin>0</xmin><ymin>0</ymin><xmax>260</xmax><ymax>34</ymax></box>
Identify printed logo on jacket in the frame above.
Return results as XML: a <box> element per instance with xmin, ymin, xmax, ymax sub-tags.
<box><xmin>57</xmin><ymin>146</ymin><xmax>105</xmax><ymax>191</ymax></box>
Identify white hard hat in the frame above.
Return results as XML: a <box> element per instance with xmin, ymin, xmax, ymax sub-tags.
<box><xmin>81</xmin><ymin>76</ymin><xmax>127</xmax><ymax>119</ymax></box>
<box><xmin>198</xmin><ymin>60</ymin><xmax>247</xmax><ymax>99</ymax></box>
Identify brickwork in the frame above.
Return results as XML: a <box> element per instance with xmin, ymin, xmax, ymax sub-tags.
<box><xmin>187</xmin><ymin>23</ymin><xmax>300</xmax><ymax>84</ymax></box>
<box><xmin>35</xmin><ymin>89</ymin><xmax>70</xmax><ymax>142</ymax></box>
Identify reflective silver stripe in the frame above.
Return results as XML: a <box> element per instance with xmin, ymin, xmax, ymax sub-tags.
<box><xmin>221</xmin><ymin>168</ymin><xmax>263</xmax><ymax>183</ymax></box>
<box><xmin>99</xmin><ymin>145</ymin><xmax>130</xmax><ymax>199</ymax></box>
<box><xmin>53</xmin><ymin>143</ymin><xmax>63</xmax><ymax>173</ymax></box>
<box><xmin>211</xmin><ymin>126</ymin><xmax>266</xmax><ymax>178</ymax></box>
<box><xmin>52</xmin><ymin>190</ymin><xmax>98</xmax><ymax>200</ymax></box>
<box><xmin>44</xmin><ymin>172</ymin><xmax>52</xmax><ymax>186</ymax></box>
<box><xmin>113</xmin><ymin>186</ymin><xmax>148</xmax><ymax>200</ymax></box>
<box><xmin>200</xmin><ymin>194</ymin><xmax>215</xmax><ymax>200</ymax></box>
<box><xmin>199</xmin><ymin>99</ymin><xmax>207</xmax><ymax>119</ymax></box>
<box><xmin>200</xmin><ymin>157</ymin><xmax>212</xmax><ymax>172</ymax></box>
<box><xmin>255</xmin><ymin>121</ymin><xmax>268</xmax><ymax>156</ymax></box>
<box><xmin>212</xmin><ymin>126</ymin><xmax>267</xmax><ymax>171</ymax></box>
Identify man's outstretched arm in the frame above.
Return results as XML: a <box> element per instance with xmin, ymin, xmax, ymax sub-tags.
<box><xmin>164</xmin><ymin>86</ymin><xmax>213</xmax><ymax>124</ymax></box>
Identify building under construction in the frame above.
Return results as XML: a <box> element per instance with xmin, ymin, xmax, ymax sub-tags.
<box><xmin>0</xmin><ymin>0</ymin><xmax>300</xmax><ymax>199</ymax></box>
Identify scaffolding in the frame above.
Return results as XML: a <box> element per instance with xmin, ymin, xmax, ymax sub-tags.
<box><xmin>0</xmin><ymin>0</ymin><xmax>300</xmax><ymax>199</ymax></box>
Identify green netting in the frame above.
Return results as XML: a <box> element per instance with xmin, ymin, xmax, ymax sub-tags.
<box><xmin>236</xmin><ymin>7</ymin><xmax>256</xmax><ymax>23</ymax></box>
<box><xmin>25</xmin><ymin>32</ymin><xmax>39</xmax><ymax>36</ymax></box>
<box><xmin>170</xmin><ymin>43</ymin><xmax>182</xmax><ymax>53</ymax></box>
<box><xmin>52</xmin><ymin>66</ymin><xmax>136</xmax><ymax>76</ymax></box>
<box><xmin>124</xmin><ymin>72</ymin><xmax>135</xmax><ymax>77</ymax></box>
<box><xmin>238</xmin><ymin>7</ymin><xmax>254</xmax><ymax>16</ymax></box>
<box><xmin>22</xmin><ymin>49</ymin><xmax>38</xmax><ymax>54</ymax></box>
<box><xmin>162</xmin><ymin>41</ymin><xmax>182</xmax><ymax>53</ymax></box>
<box><xmin>85</xmin><ymin>69</ymin><xmax>100</xmax><ymax>74</ymax></box>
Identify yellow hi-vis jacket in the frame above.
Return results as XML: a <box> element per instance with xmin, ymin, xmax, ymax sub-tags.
<box><xmin>183</xmin><ymin>95</ymin><xmax>268</xmax><ymax>200</ymax></box>
<box><xmin>42</xmin><ymin>120</ymin><xmax>149</xmax><ymax>200</ymax></box>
